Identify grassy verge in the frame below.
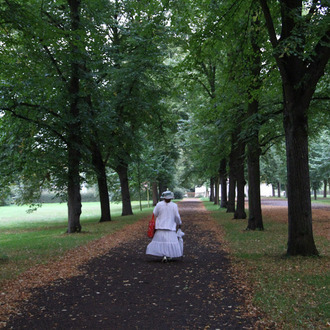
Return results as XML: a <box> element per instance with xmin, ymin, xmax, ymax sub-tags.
<box><xmin>311</xmin><ymin>197</ymin><xmax>330</xmax><ymax>205</ymax></box>
<box><xmin>203</xmin><ymin>201</ymin><xmax>329</xmax><ymax>329</ymax></box>
<box><xmin>0</xmin><ymin>202</ymin><xmax>153</xmax><ymax>286</ymax></box>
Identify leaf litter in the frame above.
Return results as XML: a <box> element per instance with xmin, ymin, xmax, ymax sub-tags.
<box><xmin>2</xmin><ymin>200</ymin><xmax>320</xmax><ymax>328</ymax></box>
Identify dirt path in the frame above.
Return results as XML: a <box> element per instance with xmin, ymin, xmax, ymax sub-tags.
<box><xmin>3</xmin><ymin>200</ymin><xmax>258</xmax><ymax>329</ymax></box>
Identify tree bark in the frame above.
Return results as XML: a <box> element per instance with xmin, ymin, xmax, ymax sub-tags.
<box><xmin>158</xmin><ymin>182</ymin><xmax>166</xmax><ymax>198</ymax></box>
<box><xmin>116</xmin><ymin>162</ymin><xmax>133</xmax><ymax>216</ymax></box>
<box><xmin>227</xmin><ymin>134</ymin><xmax>237</xmax><ymax>213</ymax></box>
<box><xmin>97</xmin><ymin>173</ymin><xmax>111</xmax><ymax>222</ymax></box>
<box><xmin>91</xmin><ymin>143</ymin><xmax>111</xmax><ymax>222</ymax></box>
<box><xmin>67</xmin><ymin>142</ymin><xmax>82</xmax><ymax>233</ymax></box>
<box><xmin>247</xmin><ymin>135</ymin><xmax>263</xmax><ymax>229</ymax></box>
<box><xmin>246</xmin><ymin>11</ymin><xmax>263</xmax><ymax>229</ymax></box>
<box><xmin>234</xmin><ymin>139</ymin><xmax>246</xmax><ymax>219</ymax></box>
<box><xmin>152</xmin><ymin>181</ymin><xmax>158</xmax><ymax>206</ymax></box>
<box><xmin>284</xmin><ymin>100</ymin><xmax>318</xmax><ymax>255</ymax></box>
<box><xmin>210</xmin><ymin>177</ymin><xmax>214</xmax><ymax>202</ymax></box>
<box><xmin>214</xmin><ymin>176</ymin><xmax>219</xmax><ymax>205</ymax></box>
<box><xmin>324</xmin><ymin>179</ymin><xmax>327</xmax><ymax>198</ymax></box>
<box><xmin>67</xmin><ymin>0</ymin><xmax>82</xmax><ymax>233</ymax></box>
<box><xmin>219</xmin><ymin>158</ymin><xmax>227</xmax><ymax>208</ymax></box>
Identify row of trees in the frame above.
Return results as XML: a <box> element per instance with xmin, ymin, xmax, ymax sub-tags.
<box><xmin>0</xmin><ymin>0</ymin><xmax>329</xmax><ymax>255</ymax></box>
<box><xmin>0</xmin><ymin>0</ymin><xmax>181</xmax><ymax>232</ymax></box>
<box><xmin>171</xmin><ymin>0</ymin><xmax>329</xmax><ymax>255</ymax></box>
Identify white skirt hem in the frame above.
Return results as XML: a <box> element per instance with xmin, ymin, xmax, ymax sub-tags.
<box><xmin>146</xmin><ymin>229</ymin><xmax>183</xmax><ymax>258</ymax></box>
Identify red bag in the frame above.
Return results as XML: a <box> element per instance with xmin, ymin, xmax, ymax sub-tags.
<box><xmin>147</xmin><ymin>213</ymin><xmax>155</xmax><ymax>238</ymax></box>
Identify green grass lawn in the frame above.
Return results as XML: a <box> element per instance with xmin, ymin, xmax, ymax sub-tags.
<box><xmin>203</xmin><ymin>201</ymin><xmax>329</xmax><ymax>329</ymax></box>
<box><xmin>0</xmin><ymin>201</ymin><xmax>151</xmax><ymax>228</ymax></box>
<box><xmin>0</xmin><ymin>201</ymin><xmax>153</xmax><ymax>283</ymax></box>
<box><xmin>312</xmin><ymin>197</ymin><xmax>330</xmax><ymax>205</ymax></box>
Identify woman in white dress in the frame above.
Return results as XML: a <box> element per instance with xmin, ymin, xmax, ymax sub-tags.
<box><xmin>146</xmin><ymin>191</ymin><xmax>183</xmax><ymax>262</ymax></box>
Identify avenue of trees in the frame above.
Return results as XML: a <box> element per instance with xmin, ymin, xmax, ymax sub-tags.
<box><xmin>0</xmin><ymin>0</ymin><xmax>329</xmax><ymax>256</ymax></box>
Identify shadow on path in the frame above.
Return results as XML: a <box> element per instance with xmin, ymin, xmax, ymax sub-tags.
<box><xmin>5</xmin><ymin>200</ymin><xmax>258</xmax><ymax>329</ymax></box>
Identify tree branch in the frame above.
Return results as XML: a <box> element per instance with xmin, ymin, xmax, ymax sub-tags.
<box><xmin>260</xmin><ymin>134</ymin><xmax>285</xmax><ymax>154</ymax></box>
<box><xmin>306</xmin><ymin>28</ymin><xmax>330</xmax><ymax>91</ymax></box>
<box><xmin>258</xmin><ymin>0</ymin><xmax>278</xmax><ymax>48</ymax></box>
<box><xmin>13</xmin><ymin>102</ymin><xmax>62</xmax><ymax>119</ymax></box>
<box><xmin>305</xmin><ymin>0</ymin><xmax>318</xmax><ymax>25</ymax></box>
<box><xmin>2</xmin><ymin>106</ymin><xmax>67</xmax><ymax>144</ymax></box>
<box><xmin>41</xmin><ymin>10</ymin><xmax>65</xmax><ymax>30</ymax></box>
<box><xmin>260</xmin><ymin>133</ymin><xmax>285</xmax><ymax>147</ymax></box>
<box><xmin>42</xmin><ymin>45</ymin><xmax>67</xmax><ymax>83</ymax></box>
<box><xmin>311</xmin><ymin>96</ymin><xmax>330</xmax><ymax>101</ymax></box>
<box><xmin>193</xmin><ymin>75</ymin><xmax>214</xmax><ymax>99</ymax></box>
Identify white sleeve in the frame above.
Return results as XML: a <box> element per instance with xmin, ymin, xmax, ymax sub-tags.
<box><xmin>174</xmin><ymin>204</ymin><xmax>182</xmax><ymax>225</ymax></box>
<box><xmin>153</xmin><ymin>203</ymin><xmax>160</xmax><ymax>217</ymax></box>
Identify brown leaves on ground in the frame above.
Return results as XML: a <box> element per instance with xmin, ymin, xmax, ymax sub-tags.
<box><xmin>0</xmin><ymin>200</ymin><xmax>328</xmax><ymax>328</ymax></box>
<box><xmin>178</xmin><ymin>201</ymin><xmax>261</xmax><ymax>323</ymax></box>
<box><xmin>2</xmin><ymin>200</ymin><xmax>259</xmax><ymax>329</ymax></box>
<box><xmin>262</xmin><ymin>205</ymin><xmax>330</xmax><ymax>240</ymax></box>
<box><xmin>0</xmin><ymin>217</ymin><xmax>148</xmax><ymax>327</ymax></box>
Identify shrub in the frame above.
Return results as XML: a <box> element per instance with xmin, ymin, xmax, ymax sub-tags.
<box><xmin>173</xmin><ymin>188</ymin><xmax>185</xmax><ymax>199</ymax></box>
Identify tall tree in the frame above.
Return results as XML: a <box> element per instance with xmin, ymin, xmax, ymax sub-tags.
<box><xmin>0</xmin><ymin>0</ymin><xmax>89</xmax><ymax>232</ymax></box>
<box><xmin>246</xmin><ymin>8</ymin><xmax>264</xmax><ymax>230</ymax></box>
<box><xmin>259</xmin><ymin>0</ymin><xmax>329</xmax><ymax>255</ymax></box>
<box><xmin>102</xmin><ymin>0</ymin><xmax>173</xmax><ymax>215</ymax></box>
<box><xmin>66</xmin><ymin>0</ymin><xmax>83</xmax><ymax>233</ymax></box>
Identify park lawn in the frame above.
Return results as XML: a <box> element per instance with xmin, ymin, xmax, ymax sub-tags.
<box><xmin>312</xmin><ymin>197</ymin><xmax>330</xmax><ymax>205</ymax></box>
<box><xmin>0</xmin><ymin>201</ymin><xmax>153</xmax><ymax>285</ymax></box>
<box><xmin>204</xmin><ymin>201</ymin><xmax>329</xmax><ymax>329</ymax></box>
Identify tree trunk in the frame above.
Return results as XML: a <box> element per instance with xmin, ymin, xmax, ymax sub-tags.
<box><xmin>234</xmin><ymin>139</ymin><xmax>246</xmax><ymax>219</ymax></box>
<box><xmin>227</xmin><ymin>176</ymin><xmax>236</xmax><ymax>213</ymax></box>
<box><xmin>210</xmin><ymin>177</ymin><xmax>214</xmax><ymax>202</ymax></box>
<box><xmin>66</xmin><ymin>82</ymin><xmax>82</xmax><ymax>233</ymax></box>
<box><xmin>245</xmin><ymin>101</ymin><xmax>262</xmax><ymax>227</ymax></box>
<box><xmin>67</xmin><ymin>142</ymin><xmax>82</xmax><ymax>233</ymax></box>
<box><xmin>324</xmin><ymin>179</ymin><xmax>327</xmax><ymax>198</ymax></box>
<box><xmin>246</xmin><ymin>13</ymin><xmax>263</xmax><ymax>229</ymax></box>
<box><xmin>158</xmin><ymin>182</ymin><xmax>166</xmax><ymax>197</ymax></box>
<box><xmin>97</xmin><ymin>174</ymin><xmax>111</xmax><ymax>222</ymax></box>
<box><xmin>219</xmin><ymin>158</ymin><xmax>227</xmax><ymax>208</ymax></box>
<box><xmin>277</xmin><ymin>182</ymin><xmax>281</xmax><ymax>198</ymax></box>
<box><xmin>214</xmin><ymin>176</ymin><xmax>219</xmax><ymax>205</ymax></box>
<box><xmin>67</xmin><ymin>0</ymin><xmax>82</xmax><ymax>233</ymax></box>
<box><xmin>227</xmin><ymin>135</ymin><xmax>237</xmax><ymax>213</ymax></box>
<box><xmin>247</xmin><ymin>136</ymin><xmax>263</xmax><ymax>230</ymax></box>
<box><xmin>91</xmin><ymin>144</ymin><xmax>111</xmax><ymax>222</ymax></box>
<box><xmin>152</xmin><ymin>181</ymin><xmax>158</xmax><ymax>206</ymax></box>
<box><xmin>284</xmin><ymin>100</ymin><xmax>318</xmax><ymax>256</ymax></box>
<box><xmin>246</xmin><ymin>91</ymin><xmax>263</xmax><ymax>229</ymax></box>
<box><xmin>116</xmin><ymin>162</ymin><xmax>133</xmax><ymax>216</ymax></box>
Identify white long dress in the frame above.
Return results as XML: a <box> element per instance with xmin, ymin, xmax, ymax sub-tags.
<box><xmin>146</xmin><ymin>201</ymin><xmax>183</xmax><ymax>258</ymax></box>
